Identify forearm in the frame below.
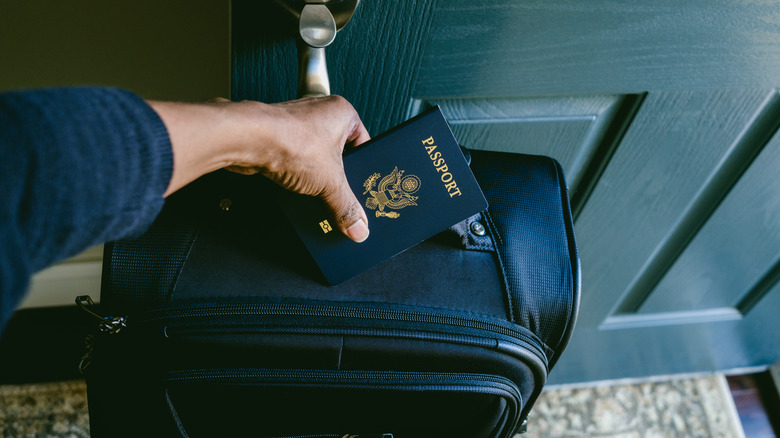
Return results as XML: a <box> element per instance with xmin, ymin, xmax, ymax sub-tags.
<box><xmin>148</xmin><ymin>99</ymin><xmax>274</xmax><ymax>197</ymax></box>
<box><xmin>0</xmin><ymin>87</ymin><xmax>172</xmax><ymax>330</ymax></box>
<box><xmin>0</xmin><ymin>87</ymin><xmax>172</xmax><ymax>268</ymax></box>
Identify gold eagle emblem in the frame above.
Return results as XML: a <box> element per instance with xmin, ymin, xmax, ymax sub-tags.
<box><xmin>362</xmin><ymin>167</ymin><xmax>421</xmax><ymax>219</ymax></box>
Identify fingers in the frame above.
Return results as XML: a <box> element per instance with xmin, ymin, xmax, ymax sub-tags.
<box><xmin>346</xmin><ymin>114</ymin><xmax>371</xmax><ymax>149</ymax></box>
<box><xmin>322</xmin><ymin>175</ymin><xmax>370</xmax><ymax>243</ymax></box>
<box><xmin>331</xmin><ymin>98</ymin><xmax>370</xmax><ymax>242</ymax></box>
<box><xmin>237</xmin><ymin>95</ymin><xmax>372</xmax><ymax>243</ymax></box>
<box><xmin>303</xmin><ymin>95</ymin><xmax>371</xmax><ymax>242</ymax></box>
<box><xmin>312</xmin><ymin>95</ymin><xmax>370</xmax><ymax>149</ymax></box>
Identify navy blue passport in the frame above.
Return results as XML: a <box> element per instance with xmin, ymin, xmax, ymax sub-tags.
<box><xmin>276</xmin><ymin>107</ymin><xmax>488</xmax><ymax>285</ymax></box>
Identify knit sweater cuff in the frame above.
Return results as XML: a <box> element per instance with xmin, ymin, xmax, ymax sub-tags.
<box><xmin>0</xmin><ymin>86</ymin><xmax>173</xmax><ymax>329</ymax></box>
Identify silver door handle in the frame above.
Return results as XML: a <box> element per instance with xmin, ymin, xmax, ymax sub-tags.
<box><xmin>275</xmin><ymin>0</ymin><xmax>360</xmax><ymax>98</ymax></box>
<box><xmin>298</xmin><ymin>5</ymin><xmax>336</xmax><ymax>97</ymax></box>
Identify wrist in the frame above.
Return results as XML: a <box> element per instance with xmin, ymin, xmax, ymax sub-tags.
<box><xmin>150</xmin><ymin>100</ymin><xmax>255</xmax><ymax>196</ymax></box>
<box><xmin>222</xmin><ymin>100</ymin><xmax>282</xmax><ymax>171</ymax></box>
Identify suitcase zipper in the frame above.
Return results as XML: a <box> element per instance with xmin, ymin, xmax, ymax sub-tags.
<box><xmin>146</xmin><ymin>302</ymin><xmax>517</xmax><ymax>333</ymax></box>
<box><xmin>76</xmin><ymin>295</ymin><xmax>551</xmax><ymax>369</ymax></box>
<box><xmin>165</xmin><ymin>368</ymin><xmax>521</xmax><ymax>392</ymax></box>
<box><xmin>76</xmin><ymin>295</ymin><xmax>127</xmax><ymax>335</ymax></box>
<box><xmin>79</xmin><ymin>296</ymin><xmax>532</xmax><ymax>345</ymax></box>
<box><xmin>146</xmin><ymin>302</ymin><xmax>546</xmax><ymax>358</ymax></box>
<box><xmin>78</xmin><ymin>297</ymin><xmax>548</xmax><ymax>368</ymax></box>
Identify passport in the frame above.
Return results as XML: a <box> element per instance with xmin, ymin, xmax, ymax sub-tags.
<box><xmin>276</xmin><ymin>106</ymin><xmax>488</xmax><ymax>285</ymax></box>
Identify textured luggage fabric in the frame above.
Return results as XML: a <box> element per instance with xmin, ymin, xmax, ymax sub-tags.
<box><xmin>83</xmin><ymin>150</ymin><xmax>579</xmax><ymax>438</ymax></box>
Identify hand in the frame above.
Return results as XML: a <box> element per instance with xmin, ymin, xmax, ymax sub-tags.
<box><xmin>226</xmin><ymin>95</ymin><xmax>371</xmax><ymax>242</ymax></box>
<box><xmin>149</xmin><ymin>95</ymin><xmax>371</xmax><ymax>242</ymax></box>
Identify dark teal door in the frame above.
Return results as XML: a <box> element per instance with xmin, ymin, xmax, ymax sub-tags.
<box><xmin>232</xmin><ymin>0</ymin><xmax>780</xmax><ymax>384</ymax></box>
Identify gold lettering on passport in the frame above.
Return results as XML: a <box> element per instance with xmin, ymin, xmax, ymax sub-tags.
<box><xmin>363</xmin><ymin>167</ymin><xmax>420</xmax><ymax>219</ymax></box>
<box><xmin>319</xmin><ymin>220</ymin><xmax>332</xmax><ymax>233</ymax></box>
<box><xmin>422</xmin><ymin>136</ymin><xmax>462</xmax><ymax>198</ymax></box>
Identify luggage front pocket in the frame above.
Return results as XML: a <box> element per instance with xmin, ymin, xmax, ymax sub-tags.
<box><xmin>161</xmin><ymin>368</ymin><xmax>522</xmax><ymax>438</ymax></box>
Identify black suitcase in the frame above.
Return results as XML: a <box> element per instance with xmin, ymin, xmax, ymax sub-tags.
<box><xmin>79</xmin><ymin>150</ymin><xmax>580</xmax><ymax>438</ymax></box>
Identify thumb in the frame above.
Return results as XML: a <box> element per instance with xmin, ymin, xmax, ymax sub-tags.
<box><xmin>321</xmin><ymin>177</ymin><xmax>370</xmax><ymax>243</ymax></box>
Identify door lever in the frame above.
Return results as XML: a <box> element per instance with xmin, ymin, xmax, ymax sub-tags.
<box><xmin>275</xmin><ymin>0</ymin><xmax>360</xmax><ymax>98</ymax></box>
<box><xmin>298</xmin><ymin>4</ymin><xmax>336</xmax><ymax>97</ymax></box>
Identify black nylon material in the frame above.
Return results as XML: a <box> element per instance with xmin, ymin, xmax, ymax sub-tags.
<box><xmin>470</xmin><ymin>151</ymin><xmax>579</xmax><ymax>369</ymax></box>
<box><xmin>102</xmin><ymin>225</ymin><xmax>197</xmax><ymax>311</ymax></box>
<box><xmin>90</xmin><ymin>151</ymin><xmax>580</xmax><ymax>438</ymax></box>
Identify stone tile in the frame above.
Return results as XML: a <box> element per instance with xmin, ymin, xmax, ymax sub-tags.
<box><xmin>521</xmin><ymin>374</ymin><xmax>745</xmax><ymax>438</ymax></box>
<box><xmin>0</xmin><ymin>379</ymin><xmax>89</xmax><ymax>437</ymax></box>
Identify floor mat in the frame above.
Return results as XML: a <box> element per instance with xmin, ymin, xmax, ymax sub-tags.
<box><xmin>0</xmin><ymin>380</ymin><xmax>88</xmax><ymax>437</ymax></box>
<box><xmin>525</xmin><ymin>374</ymin><xmax>744</xmax><ymax>437</ymax></box>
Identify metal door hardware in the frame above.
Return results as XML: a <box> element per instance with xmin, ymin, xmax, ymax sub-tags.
<box><xmin>274</xmin><ymin>0</ymin><xmax>360</xmax><ymax>97</ymax></box>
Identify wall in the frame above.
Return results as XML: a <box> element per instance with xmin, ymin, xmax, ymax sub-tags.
<box><xmin>0</xmin><ymin>0</ymin><xmax>231</xmax><ymax>308</ymax></box>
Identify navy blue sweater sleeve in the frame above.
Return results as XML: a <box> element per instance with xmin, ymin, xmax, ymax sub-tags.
<box><xmin>0</xmin><ymin>87</ymin><xmax>173</xmax><ymax>331</ymax></box>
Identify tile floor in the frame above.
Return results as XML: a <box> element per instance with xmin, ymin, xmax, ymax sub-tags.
<box><xmin>0</xmin><ymin>374</ymin><xmax>749</xmax><ymax>437</ymax></box>
<box><xmin>0</xmin><ymin>380</ymin><xmax>89</xmax><ymax>437</ymax></box>
<box><xmin>525</xmin><ymin>374</ymin><xmax>744</xmax><ymax>437</ymax></box>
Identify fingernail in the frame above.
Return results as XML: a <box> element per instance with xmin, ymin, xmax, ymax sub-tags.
<box><xmin>346</xmin><ymin>219</ymin><xmax>369</xmax><ymax>243</ymax></box>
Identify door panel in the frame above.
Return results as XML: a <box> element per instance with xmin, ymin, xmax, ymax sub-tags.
<box><xmin>422</xmin><ymin>96</ymin><xmax>627</xmax><ymax>194</ymax></box>
<box><xmin>551</xmin><ymin>89</ymin><xmax>780</xmax><ymax>381</ymax></box>
<box><xmin>232</xmin><ymin>0</ymin><xmax>780</xmax><ymax>384</ymax></box>
<box><xmin>577</xmin><ymin>89</ymin><xmax>775</xmax><ymax>322</ymax></box>
<box><xmin>231</xmin><ymin>0</ymin><xmax>437</xmax><ymax>135</ymax></box>
<box><xmin>416</xmin><ymin>0</ymin><xmax>780</xmax><ymax>97</ymax></box>
<box><xmin>640</xmin><ymin>126</ymin><xmax>780</xmax><ymax>315</ymax></box>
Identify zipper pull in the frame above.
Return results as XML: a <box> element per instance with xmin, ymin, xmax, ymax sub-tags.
<box><xmin>75</xmin><ymin>295</ymin><xmax>127</xmax><ymax>335</ymax></box>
